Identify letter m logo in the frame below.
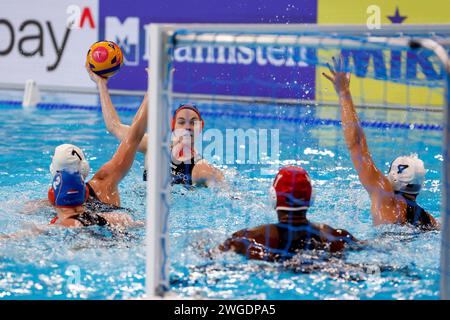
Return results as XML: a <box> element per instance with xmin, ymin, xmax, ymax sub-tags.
<box><xmin>105</xmin><ymin>17</ymin><xmax>139</xmax><ymax>66</ymax></box>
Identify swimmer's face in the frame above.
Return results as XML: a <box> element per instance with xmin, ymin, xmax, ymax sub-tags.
<box><xmin>174</xmin><ymin>109</ymin><xmax>202</xmax><ymax>135</ymax></box>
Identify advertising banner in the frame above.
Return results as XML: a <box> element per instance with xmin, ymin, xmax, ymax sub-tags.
<box><xmin>0</xmin><ymin>0</ymin><xmax>98</xmax><ymax>89</ymax></box>
<box><xmin>316</xmin><ymin>0</ymin><xmax>450</xmax><ymax>109</ymax></box>
<box><xmin>99</xmin><ymin>0</ymin><xmax>318</xmax><ymax>99</ymax></box>
<box><xmin>1</xmin><ymin>0</ymin><xmax>448</xmax><ymax>106</ymax></box>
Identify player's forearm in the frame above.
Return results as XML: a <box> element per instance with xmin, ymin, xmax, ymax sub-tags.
<box><xmin>130</xmin><ymin>94</ymin><xmax>149</xmax><ymax>145</ymax></box>
<box><xmin>127</xmin><ymin>98</ymin><xmax>148</xmax><ymax>146</ymax></box>
<box><xmin>220</xmin><ymin>237</ymin><xmax>250</xmax><ymax>255</ymax></box>
<box><xmin>339</xmin><ymin>89</ymin><xmax>366</xmax><ymax>152</ymax></box>
<box><xmin>107</xmin><ymin>100</ymin><xmax>148</xmax><ymax>182</ymax></box>
<box><xmin>133</xmin><ymin>93</ymin><xmax>148</xmax><ymax>123</ymax></box>
<box><xmin>21</xmin><ymin>199</ymin><xmax>51</xmax><ymax>214</ymax></box>
<box><xmin>97</xmin><ymin>82</ymin><xmax>124</xmax><ymax>136</ymax></box>
<box><xmin>0</xmin><ymin>227</ymin><xmax>45</xmax><ymax>241</ymax></box>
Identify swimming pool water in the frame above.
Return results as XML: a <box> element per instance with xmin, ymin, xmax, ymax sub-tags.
<box><xmin>0</xmin><ymin>97</ymin><xmax>443</xmax><ymax>300</ymax></box>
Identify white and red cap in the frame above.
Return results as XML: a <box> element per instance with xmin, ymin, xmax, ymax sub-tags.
<box><xmin>387</xmin><ymin>154</ymin><xmax>425</xmax><ymax>195</ymax></box>
<box><xmin>50</xmin><ymin>144</ymin><xmax>90</xmax><ymax>179</ymax></box>
<box><xmin>269</xmin><ymin>166</ymin><xmax>313</xmax><ymax>211</ymax></box>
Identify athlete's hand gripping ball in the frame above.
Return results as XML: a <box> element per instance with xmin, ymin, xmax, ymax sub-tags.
<box><xmin>86</xmin><ymin>41</ymin><xmax>123</xmax><ymax>79</ymax></box>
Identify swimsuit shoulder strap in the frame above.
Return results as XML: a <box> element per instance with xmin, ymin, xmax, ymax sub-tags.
<box><xmin>171</xmin><ymin>157</ymin><xmax>197</xmax><ymax>185</ymax></box>
<box><xmin>71</xmin><ymin>212</ymin><xmax>108</xmax><ymax>227</ymax></box>
<box><xmin>399</xmin><ymin>193</ymin><xmax>432</xmax><ymax>228</ymax></box>
<box><xmin>85</xmin><ymin>182</ymin><xmax>128</xmax><ymax>213</ymax></box>
<box><xmin>86</xmin><ymin>182</ymin><xmax>99</xmax><ymax>201</ymax></box>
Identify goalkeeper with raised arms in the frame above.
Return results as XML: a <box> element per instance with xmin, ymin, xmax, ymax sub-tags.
<box><xmin>322</xmin><ymin>55</ymin><xmax>439</xmax><ymax>231</ymax></box>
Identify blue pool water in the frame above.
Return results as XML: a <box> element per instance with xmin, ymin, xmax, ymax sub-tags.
<box><xmin>0</xmin><ymin>95</ymin><xmax>443</xmax><ymax>299</ymax></box>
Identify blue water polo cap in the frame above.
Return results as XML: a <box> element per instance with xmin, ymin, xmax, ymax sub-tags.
<box><xmin>48</xmin><ymin>170</ymin><xmax>87</xmax><ymax>208</ymax></box>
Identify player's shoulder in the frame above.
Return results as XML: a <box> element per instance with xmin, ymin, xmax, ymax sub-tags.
<box><xmin>310</xmin><ymin>222</ymin><xmax>333</xmax><ymax>233</ymax></box>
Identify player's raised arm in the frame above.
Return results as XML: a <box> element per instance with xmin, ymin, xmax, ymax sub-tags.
<box><xmin>92</xmin><ymin>94</ymin><xmax>148</xmax><ymax>187</ymax></box>
<box><xmin>322</xmin><ymin>56</ymin><xmax>392</xmax><ymax>196</ymax></box>
<box><xmin>86</xmin><ymin>64</ymin><xmax>148</xmax><ymax>154</ymax></box>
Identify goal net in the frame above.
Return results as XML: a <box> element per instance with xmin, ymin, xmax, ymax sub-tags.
<box><xmin>146</xmin><ymin>24</ymin><xmax>450</xmax><ymax>299</ymax></box>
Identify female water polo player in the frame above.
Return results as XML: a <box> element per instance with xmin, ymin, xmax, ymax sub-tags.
<box><xmin>86</xmin><ymin>66</ymin><xmax>224</xmax><ymax>187</ymax></box>
<box><xmin>1</xmin><ymin>169</ymin><xmax>140</xmax><ymax>239</ymax></box>
<box><xmin>47</xmin><ymin>168</ymin><xmax>141</xmax><ymax>228</ymax></box>
<box><xmin>20</xmin><ymin>94</ymin><xmax>148</xmax><ymax>228</ymax></box>
<box><xmin>219</xmin><ymin>166</ymin><xmax>363</xmax><ymax>261</ymax></box>
<box><xmin>322</xmin><ymin>56</ymin><xmax>439</xmax><ymax>231</ymax></box>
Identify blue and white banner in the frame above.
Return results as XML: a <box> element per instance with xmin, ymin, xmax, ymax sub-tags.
<box><xmin>99</xmin><ymin>0</ymin><xmax>318</xmax><ymax>99</ymax></box>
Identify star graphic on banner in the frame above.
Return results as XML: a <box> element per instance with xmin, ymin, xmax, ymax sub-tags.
<box><xmin>387</xmin><ymin>7</ymin><xmax>408</xmax><ymax>24</ymax></box>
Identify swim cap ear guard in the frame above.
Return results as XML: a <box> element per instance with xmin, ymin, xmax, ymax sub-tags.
<box><xmin>387</xmin><ymin>155</ymin><xmax>425</xmax><ymax>195</ymax></box>
<box><xmin>50</xmin><ymin>144</ymin><xmax>90</xmax><ymax>179</ymax></box>
<box><xmin>269</xmin><ymin>166</ymin><xmax>314</xmax><ymax>212</ymax></box>
<box><xmin>268</xmin><ymin>186</ymin><xmax>315</xmax><ymax>210</ymax></box>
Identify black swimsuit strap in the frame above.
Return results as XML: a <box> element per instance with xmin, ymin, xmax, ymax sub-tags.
<box><xmin>171</xmin><ymin>156</ymin><xmax>198</xmax><ymax>185</ymax></box>
<box><xmin>86</xmin><ymin>182</ymin><xmax>99</xmax><ymax>201</ymax></box>
<box><xmin>397</xmin><ymin>193</ymin><xmax>432</xmax><ymax>228</ymax></box>
<box><xmin>69</xmin><ymin>212</ymin><xmax>108</xmax><ymax>227</ymax></box>
<box><xmin>85</xmin><ymin>182</ymin><xmax>130</xmax><ymax>213</ymax></box>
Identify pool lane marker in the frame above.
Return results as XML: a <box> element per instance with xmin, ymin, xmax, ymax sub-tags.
<box><xmin>0</xmin><ymin>100</ymin><xmax>443</xmax><ymax>132</ymax></box>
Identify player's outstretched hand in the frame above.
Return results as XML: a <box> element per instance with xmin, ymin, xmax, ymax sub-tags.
<box><xmin>322</xmin><ymin>55</ymin><xmax>351</xmax><ymax>95</ymax></box>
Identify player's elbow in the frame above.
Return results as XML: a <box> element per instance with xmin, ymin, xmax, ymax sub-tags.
<box><xmin>107</xmin><ymin>123</ymin><xmax>127</xmax><ymax>141</ymax></box>
<box><xmin>218</xmin><ymin>240</ymin><xmax>231</xmax><ymax>252</ymax></box>
<box><xmin>345</xmin><ymin>130</ymin><xmax>363</xmax><ymax>151</ymax></box>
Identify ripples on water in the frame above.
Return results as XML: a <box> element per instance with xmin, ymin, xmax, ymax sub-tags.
<box><xmin>0</xmin><ymin>103</ymin><xmax>443</xmax><ymax>299</ymax></box>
